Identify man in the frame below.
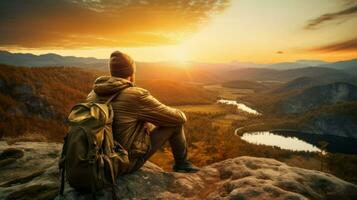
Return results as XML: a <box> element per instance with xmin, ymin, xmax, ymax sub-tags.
<box><xmin>87</xmin><ymin>51</ymin><xmax>199</xmax><ymax>173</ymax></box>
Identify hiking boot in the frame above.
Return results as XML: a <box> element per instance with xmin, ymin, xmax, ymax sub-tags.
<box><xmin>173</xmin><ymin>161</ymin><xmax>199</xmax><ymax>173</ymax></box>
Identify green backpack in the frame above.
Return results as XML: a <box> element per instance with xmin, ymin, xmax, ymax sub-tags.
<box><xmin>59</xmin><ymin>90</ymin><xmax>129</xmax><ymax>199</ymax></box>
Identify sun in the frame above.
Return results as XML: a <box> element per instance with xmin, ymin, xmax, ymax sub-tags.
<box><xmin>172</xmin><ymin>51</ymin><xmax>187</xmax><ymax>63</ymax></box>
<box><xmin>168</xmin><ymin>44</ymin><xmax>190</xmax><ymax>64</ymax></box>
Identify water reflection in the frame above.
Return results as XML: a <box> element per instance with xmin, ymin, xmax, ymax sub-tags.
<box><xmin>217</xmin><ymin>99</ymin><xmax>261</xmax><ymax>115</ymax></box>
<box><xmin>241</xmin><ymin>131</ymin><xmax>320</xmax><ymax>152</ymax></box>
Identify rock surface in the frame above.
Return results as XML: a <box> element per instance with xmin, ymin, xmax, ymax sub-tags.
<box><xmin>0</xmin><ymin>142</ymin><xmax>356</xmax><ymax>200</ymax></box>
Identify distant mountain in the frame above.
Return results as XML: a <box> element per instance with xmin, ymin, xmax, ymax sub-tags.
<box><xmin>267</xmin><ymin>60</ymin><xmax>329</xmax><ymax>70</ymax></box>
<box><xmin>0</xmin><ymin>50</ymin><xmax>107</xmax><ymax>68</ymax></box>
<box><xmin>1</xmin><ymin>50</ymin><xmax>356</xmax><ymax>83</ymax></box>
<box><xmin>274</xmin><ymin>77</ymin><xmax>325</xmax><ymax>93</ymax></box>
<box><xmin>295</xmin><ymin>59</ymin><xmax>329</xmax><ymax>66</ymax></box>
<box><xmin>268</xmin><ymin>62</ymin><xmax>307</xmax><ymax>70</ymax></box>
<box><xmin>227</xmin><ymin>67</ymin><xmax>354</xmax><ymax>82</ymax></box>
<box><xmin>320</xmin><ymin>59</ymin><xmax>357</xmax><ymax>76</ymax></box>
<box><xmin>228</xmin><ymin>61</ymin><xmax>265</xmax><ymax>69</ymax></box>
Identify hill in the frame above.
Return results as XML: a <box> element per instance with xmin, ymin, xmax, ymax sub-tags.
<box><xmin>267</xmin><ymin>60</ymin><xmax>329</xmax><ymax>70</ymax></box>
<box><xmin>268</xmin><ymin>62</ymin><xmax>307</xmax><ymax>70</ymax></box>
<box><xmin>279</xmin><ymin>82</ymin><xmax>357</xmax><ymax>114</ymax></box>
<box><xmin>0</xmin><ymin>50</ymin><xmax>107</xmax><ymax>68</ymax></box>
<box><xmin>227</xmin><ymin>67</ymin><xmax>354</xmax><ymax>82</ymax></box>
<box><xmin>321</xmin><ymin>59</ymin><xmax>357</xmax><ymax>76</ymax></box>
<box><xmin>221</xmin><ymin>80</ymin><xmax>268</xmax><ymax>91</ymax></box>
<box><xmin>0</xmin><ymin>65</ymin><xmax>98</xmax><ymax>140</ymax></box>
<box><xmin>0</xmin><ymin>65</ymin><xmax>216</xmax><ymax>140</ymax></box>
<box><xmin>274</xmin><ymin>77</ymin><xmax>324</xmax><ymax>93</ymax></box>
<box><xmin>0</xmin><ymin>142</ymin><xmax>356</xmax><ymax>200</ymax></box>
<box><xmin>299</xmin><ymin>101</ymin><xmax>357</xmax><ymax>138</ymax></box>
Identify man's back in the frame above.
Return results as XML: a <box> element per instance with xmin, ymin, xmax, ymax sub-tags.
<box><xmin>87</xmin><ymin>76</ymin><xmax>187</xmax><ymax>171</ymax></box>
<box><xmin>85</xmin><ymin>51</ymin><xmax>198</xmax><ymax>173</ymax></box>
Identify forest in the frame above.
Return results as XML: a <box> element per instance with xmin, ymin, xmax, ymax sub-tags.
<box><xmin>0</xmin><ymin>64</ymin><xmax>357</xmax><ymax>184</ymax></box>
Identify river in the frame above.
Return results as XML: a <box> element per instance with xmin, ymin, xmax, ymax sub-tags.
<box><xmin>217</xmin><ymin>99</ymin><xmax>261</xmax><ymax>115</ymax></box>
<box><xmin>239</xmin><ymin>131</ymin><xmax>357</xmax><ymax>154</ymax></box>
<box><xmin>241</xmin><ymin>131</ymin><xmax>320</xmax><ymax>152</ymax></box>
<box><xmin>218</xmin><ymin>99</ymin><xmax>357</xmax><ymax>154</ymax></box>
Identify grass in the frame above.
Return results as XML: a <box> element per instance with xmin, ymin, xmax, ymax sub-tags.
<box><xmin>175</xmin><ymin>104</ymin><xmax>250</xmax><ymax>128</ymax></box>
<box><xmin>204</xmin><ymin>84</ymin><xmax>254</xmax><ymax>99</ymax></box>
<box><xmin>175</xmin><ymin>104</ymin><xmax>227</xmax><ymax>114</ymax></box>
<box><xmin>222</xmin><ymin>80</ymin><xmax>268</xmax><ymax>91</ymax></box>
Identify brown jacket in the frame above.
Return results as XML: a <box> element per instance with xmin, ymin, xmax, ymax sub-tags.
<box><xmin>87</xmin><ymin>76</ymin><xmax>186</xmax><ymax>159</ymax></box>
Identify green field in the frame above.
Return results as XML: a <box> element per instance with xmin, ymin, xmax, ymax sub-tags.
<box><xmin>175</xmin><ymin>104</ymin><xmax>226</xmax><ymax>114</ymax></box>
<box><xmin>204</xmin><ymin>84</ymin><xmax>254</xmax><ymax>99</ymax></box>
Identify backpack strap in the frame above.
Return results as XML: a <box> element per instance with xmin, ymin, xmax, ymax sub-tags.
<box><xmin>104</xmin><ymin>84</ymin><xmax>130</xmax><ymax>200</ymax></box>
<box><xmin>59</xmin><ymin>135</ymin><xmax>68</xmax><ymax>197</ymax></box>
<box><xmin>59</xmin><ymin>166</ymin><xmax>65</xmax><ymax>196</ymax></box>
<box><xmin>105</xmin><ymin>85</ymin><xmax>131</xmax><ymax>105</ymax></box>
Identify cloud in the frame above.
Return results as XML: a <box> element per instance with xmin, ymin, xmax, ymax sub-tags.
<box><xmin>304</xmin><ymin>4</ymin><xmax>357</xmax><ymax>29</ymax></box>
<box><xmin>0</xmin><ymin>0</ymin><xmax>230</xmax><ymax>48</ymax></box>
<box><xmin>342</xmin><ymin>0</ymin><xmax>357</xmax><ymax>6</ymax></box>
<box><xmin>276</xmin><ymin>51</ymin><xmax>284</xmax><ymax>54</ymax></box>
<box><xmin>312</xmin><ymin>37</ymin><xmax>357</xmax><ymax>51</ymax></box>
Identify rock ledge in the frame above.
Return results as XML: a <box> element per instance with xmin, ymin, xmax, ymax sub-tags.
<box><xmin>0</xmin><ymin>142</ymin><xmax>356</xmax><ymax>200</ymax></box>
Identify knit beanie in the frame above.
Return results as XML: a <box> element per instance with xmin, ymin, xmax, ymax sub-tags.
<box><xmin>110</xmin><ymin>51</ymin><xmax>135</xmax><ymax>78</ymax></box>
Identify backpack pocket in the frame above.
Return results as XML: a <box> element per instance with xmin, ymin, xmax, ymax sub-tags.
<box><xmin>130</xmin><ymin>130</ymin><xmax>150</xmax><ymax>158</ymax></box>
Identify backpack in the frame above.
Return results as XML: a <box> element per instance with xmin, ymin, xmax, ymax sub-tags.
<box><xmin>59</xmin><ymin>89</ymin><xmax>130</xmax><ymax>199</ymax></box>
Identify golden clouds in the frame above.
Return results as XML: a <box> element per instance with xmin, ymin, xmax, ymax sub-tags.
<box><xmin>305</xmin><ymin>4</ymin><xmax>357</xmax><ymax>29</ymax></box>
<box><xmin>0</xmin><ymin>0</ymin><xmax>229</xmax><ymax>48</ymax></box>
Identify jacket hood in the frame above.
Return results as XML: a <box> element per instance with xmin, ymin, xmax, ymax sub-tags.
<box><xmin>93</xmin><ymin>76</ymin><xmax>133</xmax><ymax>96</ymax></box>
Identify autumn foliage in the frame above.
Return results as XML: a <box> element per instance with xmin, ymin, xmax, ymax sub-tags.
<box><xmin>0</xmin><ymin>64</ymin><xmax>216</xmax><ymax>140</ymax></box>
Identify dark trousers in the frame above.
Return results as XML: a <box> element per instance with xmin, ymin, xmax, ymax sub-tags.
<box><xmin>129</xmin><ymin>125</ymin><xmax>188</xmax><ymax>172</ymax></box>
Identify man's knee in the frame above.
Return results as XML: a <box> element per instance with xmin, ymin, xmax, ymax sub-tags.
<box><xmin>151</xmin><ymin>125</ymin><xmax>183</xmax><ymax>134</ymax></box>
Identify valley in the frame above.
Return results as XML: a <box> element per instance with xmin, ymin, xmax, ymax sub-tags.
<box><xmin>1</xmin><ymin>1</ymin><xmax>356</xmax><ymax>198</ymax></box>
<box><xmin>1</xmin><ymin>58</ymin><xmax>357</xmax><ymax>184</ymax></box>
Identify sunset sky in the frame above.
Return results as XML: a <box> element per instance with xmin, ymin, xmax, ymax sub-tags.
<box><xmin>0</xmin><ymin>0</ymin><xmax>356</xmax><ymax>63</ymax></box>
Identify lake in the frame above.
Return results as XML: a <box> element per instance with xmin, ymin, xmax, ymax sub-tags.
<box><xmin>240</xmin><ymin>131</ymin><xmax>357</xmax><ymax>154</ymax></box>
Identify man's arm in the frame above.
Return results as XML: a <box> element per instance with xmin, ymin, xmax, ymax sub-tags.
<box><xmin>136</xmin><ymin>90</ymin><xmax>186</xmax><ymax>127</ymax></box>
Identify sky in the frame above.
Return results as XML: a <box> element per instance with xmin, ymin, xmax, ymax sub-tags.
<box><xmin>0</xmin><ymin>0</ymin><xmax>356</xmax><ymax>63</ymax></box>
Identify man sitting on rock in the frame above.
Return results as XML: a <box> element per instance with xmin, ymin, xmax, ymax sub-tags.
<box><xmin>87</xmin><ymin>51</ymin><xmax>199</xmax><ymax>173</ymax></box>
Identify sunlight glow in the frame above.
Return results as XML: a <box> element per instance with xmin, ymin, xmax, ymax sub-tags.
<box><xmin>2</xmin><ymin>0</ymin><xmax>356</xmax><ymax>63</ymax></box>
<box><xmin>168</xmin><ymin>45</ymin><xmax>189</xmax><ymax>64</ymax></box>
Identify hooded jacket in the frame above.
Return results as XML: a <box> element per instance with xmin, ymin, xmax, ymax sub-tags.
<box><xmin>86</xmin><ymin>76</ymin><xmax>186</xmax><ymax>163</ymax></box>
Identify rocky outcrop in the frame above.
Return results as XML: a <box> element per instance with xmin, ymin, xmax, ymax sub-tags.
<box><xmin>0</xmin><ymin>142</ymin><xmax>356</xmax><ymax>200</ymax></box>
<box><xmin>0</xmin><ymin>80</ymin><xmax>57</xmax><ymax>119</ymax></box>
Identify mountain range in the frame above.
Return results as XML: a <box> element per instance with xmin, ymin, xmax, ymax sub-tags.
<box><xmin>1</xmin><ymin>50</ymin><xmax>356</xmax><ymax>84</ymax></box>
<box><xmin>0</xmin><ymin>50</ymin><xmax>356</xmax><ymax>71</ymax></box>
<box><xmin>0</xmin><ymin>50</ymin><xmax>107</xmax><ymax>68</ymax></box>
